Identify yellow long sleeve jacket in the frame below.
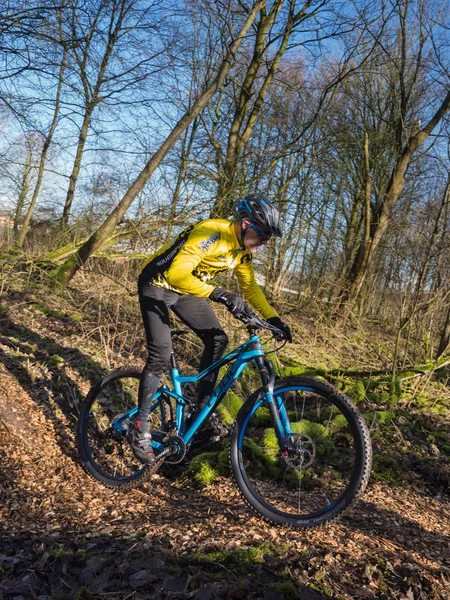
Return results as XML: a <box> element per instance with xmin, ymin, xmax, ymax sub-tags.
<box><xmin>140</xmin><ymin>219</ymin><xmax>277</xmax><ymax>320</ymax></box>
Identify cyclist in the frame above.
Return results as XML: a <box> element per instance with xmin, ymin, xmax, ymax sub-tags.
<box><xmin>128</xmin><ymin>194</ymin><xmax>292</xmax><ymax>464</ymax></box>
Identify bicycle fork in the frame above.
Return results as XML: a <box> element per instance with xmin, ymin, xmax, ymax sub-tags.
<box><xmin>254</xmin><ymin>355</ymin><xmax>292</xmax><ymax>452</ymax></box>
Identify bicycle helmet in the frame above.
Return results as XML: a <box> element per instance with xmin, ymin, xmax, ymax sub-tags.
<box><xmin>235</xmin><ymin>194</ymin><xmax>283</xmax><ymax>238</ymax></box>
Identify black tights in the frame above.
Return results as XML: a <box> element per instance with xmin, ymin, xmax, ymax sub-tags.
<box><xmin>136</xmin><ymin>280</ymin><xmax>228</xmax><ymax>426</ymax></box>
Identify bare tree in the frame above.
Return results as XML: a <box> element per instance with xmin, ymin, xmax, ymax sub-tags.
<box><xmin>335</xmin><ymin>0</ymin><xmax>450</xmax><ymax>315</ymax></box>
<box><xmin>15</xmin><ymin>10</ymin><xmax>67</xmax><ymax>248</ymax></box>
<box><xmin>53</xmin><ymin>0</ymin><xmax>266</xmax><ymax>284</ymax></box>
<box><xmin>12</xmin><ymin>137</ymin><xmax>34</xmax><ymax>238</ymax></box>
<box><xmin>59</xmin><ymin>0</ymin><xmax>172</xmax><ymax>229</ymax></box>
<box><xmin>208</xmin><ymin>0</ymin><xmax>335</xmax><ymax>217</ymax></box>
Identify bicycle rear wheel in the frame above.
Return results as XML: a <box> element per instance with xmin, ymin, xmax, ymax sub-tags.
<box><xmin>230</xmin><ymin>376</ymin><xmax>372</xmax><ymax>528</ymax></box>
<box><xmin>78</xmin><ymin>366</ymin><xmax>169</xmax><ymax>488</ymax></box>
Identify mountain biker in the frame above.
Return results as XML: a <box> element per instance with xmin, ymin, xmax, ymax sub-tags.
<box><xmin>128</xmin><ymin>194</ymin><xmax>292</xmax><ymax>464</ymax></box>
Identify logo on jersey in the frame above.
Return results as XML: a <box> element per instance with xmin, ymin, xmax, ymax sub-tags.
<box><xmin>200</xmin><ymin>233</ymin><xmax>219</xmax><ymax>252</ymax></box>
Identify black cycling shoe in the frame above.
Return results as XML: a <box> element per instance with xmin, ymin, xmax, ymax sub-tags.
<box><xmin>127</xmin><ymin>420</ymin><xmax>156</xmax><ymax>464</ymax></box>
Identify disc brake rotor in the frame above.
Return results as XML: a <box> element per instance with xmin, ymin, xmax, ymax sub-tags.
<box><xmin>283</xmin><ymin>433</ymin><xmax>316</xmax><ymax>469</ymax></box>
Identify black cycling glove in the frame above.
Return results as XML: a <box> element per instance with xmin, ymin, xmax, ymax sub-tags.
<box><xmin>209</xmin><ymin>287</ymin><xmax>246</xmax><ymax>316</ymax></box>
<box><xmin>267</xmin><ymin>316</ymin><xmax>292</xmax><ymax>342</ymax></box>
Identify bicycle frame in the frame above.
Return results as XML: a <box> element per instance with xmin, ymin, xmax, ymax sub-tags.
<box><xmin>112</xmin><ymin>332</ymin><xmax>293</xmax><ymax>453</ymax></box>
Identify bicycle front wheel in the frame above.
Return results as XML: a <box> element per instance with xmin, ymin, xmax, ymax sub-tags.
<box><xmin>230</xmin><ymin>376</ymin><xmax>372</xmax><ymax>528</ymax></box>
<box><xmin>78</xmin><ymin>366</ymin><xmax>169</xmax><ymax>488</ymax></box>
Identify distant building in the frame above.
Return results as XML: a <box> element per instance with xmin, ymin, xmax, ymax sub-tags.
<box><xmin>0</xmin><ymin>215</ymin><xmax>13</xmax><ymax>229</ymax></box>
<box><xmin>0</xmin><ymin>214</ymin><xmax>14</xmax><ymax>246</ymax></box>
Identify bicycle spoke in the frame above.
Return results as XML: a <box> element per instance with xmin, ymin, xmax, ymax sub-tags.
<box><xmin>237</xmin><ymin>385</ymin><xmax>362</xmax><ymax>519</ymax></box>
<box><xmin>80</xmin><ymin>370</ymin><xmax>167</xmax><ymax>483</ymax></box>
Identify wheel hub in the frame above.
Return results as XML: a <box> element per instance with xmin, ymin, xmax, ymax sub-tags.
<box><xmin>282</xmin><ymin>433</ymin><xmax>316</xmax><ymax>469</ymax></box>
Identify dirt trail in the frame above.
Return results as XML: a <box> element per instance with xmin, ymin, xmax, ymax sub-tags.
<box><xmin>1</xmin><ymin>290</ymin><xmax>449</xmax><ymax>599</ymax></box>
<box><xmin>1</xmin><ymin>362</ymin><xmax>450</xmax><ymax>600</ymax></box>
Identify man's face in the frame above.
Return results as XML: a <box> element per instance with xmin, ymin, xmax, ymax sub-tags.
<box><xmin>242</xmin><ymin>219</ymin><xmax>271</xmax><ymax>253</ymax></box>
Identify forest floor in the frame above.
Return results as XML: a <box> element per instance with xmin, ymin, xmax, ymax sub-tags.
<box><xmin>1</xmin><ymin>276</ymin><xmax>450</xmax><ymax>600</ymax></box>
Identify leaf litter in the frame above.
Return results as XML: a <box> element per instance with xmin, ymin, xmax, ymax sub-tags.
<box><xmin>0</xmin><ymin>288</ymin><xmax>449</xmax><ymax>599</ymax></box>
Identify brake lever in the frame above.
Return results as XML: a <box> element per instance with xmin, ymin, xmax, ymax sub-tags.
<box><xmin>235</xmin><ymin>307</ymin><xmax>287</xmax><ymax>342</ymax></box>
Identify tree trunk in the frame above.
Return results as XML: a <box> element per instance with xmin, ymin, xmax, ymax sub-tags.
<box><xmin>339</xmin><ymin>90</ymin><xmax>450</xmax><ymax>315</ymax></box>
<box><xmin>437</xmin><ymin>303</ymin><xmax>450</xmax><ymax>358</ymax></box>
<box><xmin>212</xmin><ymin>0</ymin><xmax>312</xmax><ymax>217</ymax></box>
<box><xmin>53</xmin><ymin>1</ymin><xmax>266</xmax><ymax>285</ymax></box>
<box><xmin>60</xmin><ymin>106</ymin><xmax>93</xmax><ymax>229</ymax></box>
<box><xmin>16</xmin><ymin>45</ymin><xmax>67</xmax><ymax>248</ymax></box>
<box><xmin>59</xmin><ymin>0</ymin><xmax>127</xmax><ymax>229</ymax></box>
<box><xmin>165</xmin><ymin>118</ymin><xmax>198</xmax><ymax>241</ymax></box>
<box><xmin>338</xmin><ymin>131</ymin><xmax>372</xmax><ymax>314</ymax></box>
<box><xmin>13</xmin><ymin>144</ymin><xmax>33</xmax><ymax>238</ymax></box>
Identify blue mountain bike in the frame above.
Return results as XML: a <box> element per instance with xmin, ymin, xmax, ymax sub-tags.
<box><xmin>78</xmin><ymin>310</ymin><xmax>372</xmax><ymax>528</ymax></box>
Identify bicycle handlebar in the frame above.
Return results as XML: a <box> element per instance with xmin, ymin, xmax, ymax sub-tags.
<box><xmin>234</xmin><ymin>305</ymin><xmax>287</xmax><ymax>341</ymax></box>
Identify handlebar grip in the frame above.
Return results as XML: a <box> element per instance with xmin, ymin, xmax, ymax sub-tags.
<box><xmin>232</xmin><ymin>307</ymin><xmax>287</xmax><ymax>341</ymax></box>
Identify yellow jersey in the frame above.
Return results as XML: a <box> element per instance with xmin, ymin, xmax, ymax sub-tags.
<box><xmin>140</xmin><ymin>219</ymin><xmax>277</xmax><ymax>319</ymax></box>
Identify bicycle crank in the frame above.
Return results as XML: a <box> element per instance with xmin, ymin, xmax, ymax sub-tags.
<box><xmin>157</xmin><ymin>434</ymin><xmax>187</xmax><ymax>464</ymax></box>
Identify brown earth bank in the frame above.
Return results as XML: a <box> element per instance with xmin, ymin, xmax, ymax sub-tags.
<box><xmin>1</xmin><ymin>286</ymin><xmax>450</xmax><ymax>599</ymax></box>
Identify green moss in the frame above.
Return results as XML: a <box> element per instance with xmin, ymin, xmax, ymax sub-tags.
<box><xmin>379</xmin><ymin>391</ymin><xmax>390</xmax><ymax>405</ymax></box>
<box><xmin>285</xmin><ymin>469</ymin><xmax>303</xmax><ymax>487</ymax></box>
<box><xmin>273</xmin><ymin>580</ymin><xmax>300</xmax><ymax>600</ymax></box>
<box><xmin>335</xmin><ymin>376</ymin><xmax>352</xmax><ymax>393</ymax></box>
<box><xmin>242</xmin><ymin>438</ymin><xmax>278</xmax><ymax>476</ymax></box>
<box><xmin>262</xmin><ymin>428</ymin><xmax>279</xmax><ymax>457</ymax></box>
<box><xmin>388</xmin><ymin>378</ymin><xmax>401</xmax><ymax>407</ymax></box>
<box><xmin>399</xmin><ymin>371</ymin><xmax>416</xmax><ymax>379</ymax></box>
<box><xmin>281</xmin><ymin>364</ymin><xmax>309</xmax><ymax>377</ymax></box>
<box><xmin>281</xmin><ymin>364</ymin><xmax>326</xmax><ymax>378</ymax></box>
<box><xmin>249</xmin><ymin>405</ymin><xmax>272</xmax><ymax>427</ymax></box>
<box><xmin>187</xmin><ymin>571</ymin><xmax>204</xmax><ymax>591</ymax></box>
<box><xmin>45</xmin><ymin>354</ymin><xmax>64</xmax><ymax>367</ymax></box>
<box><xmin>375</xmin><ymin>411</ymin><xmax>395</xmax><ymax>424</ymax></box>
<box><xmin>372</xmin><ymin>453</ymin><xmax>406</xmax><ymax>484</ymax></box>
<box><xmin>366</xmin><ymin>376</ymin><xmax>390</xmax><ymax>391</ymax></box>
<box><xmin>261</xmin><ymin>421</ymin><xmax>327</xmax><ymax>459</ymax></box>
<box><xmin>352</xmin><ymin>380</ymin><xmax>366</xmax><ymax>403</ymax></box>
<box><xmin>86</xmin><ymin>358</ymin><xmax>101</xmax><ymax>369</ymax></box>
<box><xmin>223</xmin><ymin>391</ymin><xmax>243</xmax><ymax>419</ymax></box>
<box><xmin>49</xmin><ymin>547</ymin><xmax>71</xmax><ymax>562</ymax></box>
<box><xmin>216</xmin><ymin>448</ymin><xmax>230</xmax><ymax>476</ymax></box>
<box><xmin>184</xmin><ymin>542</ymin><xmax>287</xmax><ymax>573</ymax></box>
<box><xmin>188</xmin><ymin>451</ymin><xmax>218</xmax><ymax>468</ymax></box>
<box><xmin>193</xmin><ymin>461</ymin><xmax>217</xmax><ymax>486</ymax></box>
<box><xmin>187</xmin><ymin>452</ymin><xmax>220</xmax><ymax>487</ymax></box>
<box><xmin>216</xmin><ymin>404</ymin><xmax>234</xmax><ymax>427</ymax></box>
<box><xmin>291</xmin><ymin>420</ymin><xmax>328</xmax><ymax>439</ymax></box>
<box><xmin>330</xmin><ymin>414</ymin><xmax>348</xmax><ymax>431</ymax></box>
<box><xmin>31</xmin><ymin>302</ymin><xmax>49</xmax><ymax>314</ymax></box>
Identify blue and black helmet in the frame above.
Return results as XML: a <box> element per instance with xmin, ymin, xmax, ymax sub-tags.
<box><xmin>235</xmin><ymin>194</ymin><xmax>283</xmax><ymax>238</ymax></box>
